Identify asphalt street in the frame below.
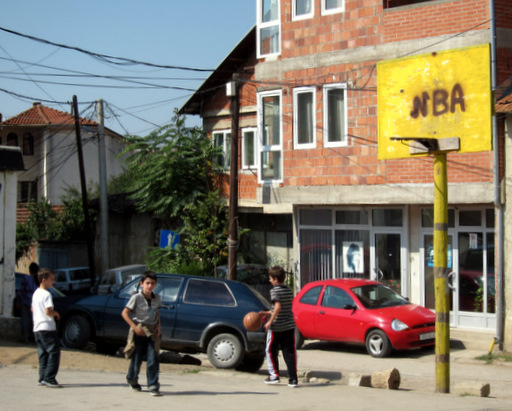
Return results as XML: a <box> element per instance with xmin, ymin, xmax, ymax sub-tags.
<box><xmin>2</xmin><ymin>330</ymin><xmax>512</xmax><ymax>411</ymax></box>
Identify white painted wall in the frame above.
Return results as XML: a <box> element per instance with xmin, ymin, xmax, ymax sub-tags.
<box><xmin>0</xmin><ymin>165</ymin><xmax>19</xmax><ymax>316</ymax></box>
<box><xmin>17</xmin><ymin>127</ymin><xmax>125</xmax><ymax>204</ymax></box>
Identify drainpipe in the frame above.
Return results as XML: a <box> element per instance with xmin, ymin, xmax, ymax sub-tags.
<box><xmin>43</xmin><ymin>130</ymin><xmax>49</xmax><ymax>199</ymax></box>
<box><xmin>490</xmin><ymin>0</ymin><xmax>504</xmax><ymax>350</ymax></box>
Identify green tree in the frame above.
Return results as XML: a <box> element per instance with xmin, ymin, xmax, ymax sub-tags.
<box><xmin>56</xmin><ymin>187</ymin><xmax>98</xmax><ymax>241</ymax></box>
<box><xmin>15</xmin><ymin>189</ymin><xmax>97</xmax><ymax>262</ymax></box>
<box><xmin>122</xmin><ymin>112</ymin><xmax>229</xmax><ymax>274</ymax></box>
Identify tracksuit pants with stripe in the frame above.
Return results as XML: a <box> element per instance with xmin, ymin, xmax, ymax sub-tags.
<box><xmin>265</xmin><ymin>328</ymin><xmax>298</xmax><ymax>383</ymax></box>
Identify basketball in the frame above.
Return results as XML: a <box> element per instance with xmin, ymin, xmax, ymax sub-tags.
<box><xmin>243</xmin><ymin>311</ymin><xmax>262</xmax><ymax>331</ymax></box>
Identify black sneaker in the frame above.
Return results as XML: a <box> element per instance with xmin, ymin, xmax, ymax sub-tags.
<box><xmin>150</xmin><ymin>389</ymin><xmax>162</xmax><ymax>396</ymax></box>
<box><xmin>45</xmin><ymin>380</ymin><xmax>62</xmax><ymax>388</ymax></box>
<box><xmin>288</xmin><ymin>380</ymin><xmax>298</xmax><ymax>388</ymax></box>
<box><xmin>37</xmin><ymin>380</ymin><xmax>46</xmax><ymax>386</ymax></box>
<box><xmin>130</xmin><ymin>383</ymin><xmax>142</xmax><ymax>392</ymax></box>
<box><xmin>264</xmin><ymin>376</ymin><xmax>280</xmax><ymax>384</ymax></box>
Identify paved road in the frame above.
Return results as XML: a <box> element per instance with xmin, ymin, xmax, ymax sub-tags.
<box><xmin>2</xmin><ymin>337</ymin><xmax>512</xmax><ymax>411</ymax></box>
<box><xmin>1</xmin><ymin>362</ymin><xmax>510</xmax><ymax>411</ymax></box>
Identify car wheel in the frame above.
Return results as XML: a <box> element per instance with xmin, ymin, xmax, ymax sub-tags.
<box><xmin>365</xmin><ymin>329</ymin><xmax>392</xmax><ymax>358</ymax></box>
<box><xmin>61</xmin><ymin>315</ymin><xmax>90</xmax><ymax>349</ymax></box>
<box><xmin>207</xmin><ymin>333</ymin><xmax>243</xmax><ymax>369</ymax></box>
<box><xmin>295</xmin><ymin>328</ymin><xmax>305</xmax><ymax>350</ymax></box>
<box><xmin>236</xmin><ymin>354</ymin><xmax>265</xmax><ymax>373</ymax></box>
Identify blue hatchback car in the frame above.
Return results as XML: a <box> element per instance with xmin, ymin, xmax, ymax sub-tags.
<box><xmin>55</xmin><ymin>273</ymin><xmax>271</xmax><ymax>371</ymax></box>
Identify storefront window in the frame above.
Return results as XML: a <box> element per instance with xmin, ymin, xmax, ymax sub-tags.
<box><xmin>300</xmin><ymin>229</ymin><xmax>332</xmax><ymax>287</ymax></box>
<box><xmin>372</xmin><ymin>209</ymin><xmax>402</xmax><ymax>227</ymax></box>
<box><xmin>485</xmin><ymin>209</ymin><xmax>495</xmax><ymax>228</ymax></box>
<box><xmin>335</xmin><ymin>209</ymin><xmax>368</xmax><ymax>225</ymax></box>
<box><xmin>459</xmin><ymin>210</ymin><xmax>481</xmax><ymax>226</ymax></box>
<box><xmin>300</xmin><ymin>209</ymin><xmax>332</xmax><ymax>226</ymax></box>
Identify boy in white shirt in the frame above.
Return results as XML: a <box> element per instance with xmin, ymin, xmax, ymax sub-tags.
<box><xmin>32</xmin><ymin>268</ymin><xmax>61</xmax><ymax>388</ymax></box>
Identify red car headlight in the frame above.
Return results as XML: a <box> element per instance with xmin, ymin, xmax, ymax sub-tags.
<box><xmin>391</xmin><ymin>319</ymin><xmax>409</xmax><ymax>331</ymax></box>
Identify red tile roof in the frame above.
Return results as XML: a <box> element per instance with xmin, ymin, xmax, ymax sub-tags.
<box><xmin>496</xmin><ymin>94</ymin><xmax>512</xmax><ymax>113</ymax></box>
<box><xmin>16</xmin><ymin>204</ymin><xmax>30</xmax><ymax>224</ymax></box>
<box><xmin>2</xmin><ymin>102</ymin><xmax>97</xmax><ymax>126</ymax></box>
<box><xmin>17</xmin><ymin>203</ymin><xmax>65</xmax><ymax>224</ymax></box>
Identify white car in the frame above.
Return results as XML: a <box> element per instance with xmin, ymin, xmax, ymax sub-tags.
<box><xmin>96</xmin><ymin>264</ymin><xmax>147</xmax><ymax>295</ymax></box>
<box><xmin>53</xmin><ymin>267</ymin><xmax>92</xmax><ymax>294</ymax></box>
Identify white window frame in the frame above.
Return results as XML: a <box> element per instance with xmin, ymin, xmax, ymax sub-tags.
<box><xmin>323</xmin><ymin>83</ymin><xmax>348</xmax><ymax>148</ymax></box>
<box><xmin>292</xmin><ymin>0</ymin><xmax>314</xmax><ymax>21</ymax></box>
<box><xmin>321</xmin><ymin>0</ymin><xmax>345</xmax><ymax>15</ymax></box>
<box><xmin>257</xmin><ymin>0</ymin><xmax>281</xmax><ymax>58</ymax></box>
<box><xmin>293</xmin><ymin>87</ymin><xmax>317</xmax><ymax>149</ymax></box>
<box><xmin>257</xmin><ymin>90</ymin><xmax>283</xmax><ymax>184</ymax></box>
<box><xmin>212</xmin><ymin>129</ymin><xmax>231</xmax><ymax>170</ymax></box>
<box><xmin>242</xmin><ymin>127</ymin><xmax>257</xmax><ymax>170</ymax></box>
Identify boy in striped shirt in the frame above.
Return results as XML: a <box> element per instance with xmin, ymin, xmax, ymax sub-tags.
<box><xmin>260</xmin><ymin>266</ymin><xmax>298</xmax><ymax>387</ymax></box>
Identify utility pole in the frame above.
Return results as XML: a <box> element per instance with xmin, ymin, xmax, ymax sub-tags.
<box><xmin>391</xmin><ymin>137</ymin><xmax>459</xmax><ymax>393</ymax></box>
<box><xmin>97</xmin><ymin>99</ymin><xmax>110</xmax><ymax>277</ymax></box>
<box><xmin>433</xmin><ymin>152</ymin><xmax>450</xmax><ymax>393</ymax></box>
<box><xmin>227</xmin><ymin>73</ymin><xmax>240</xmax><ymax>281</ymax></box>
<box><xmin>72</xmin><ymin>95</ymin><xmax>96</xmax><ymax>285</ymax></box>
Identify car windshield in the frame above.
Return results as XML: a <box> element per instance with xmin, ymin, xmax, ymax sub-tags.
<box><xmin>119</xmin><ymin>276</ymin><xmax>183</xmax><ymax>304</ymax></box>
<box><xmin>247</xmin><ymin>285</ymin><xmax>272</xmax><ymax>310</ymax></box>
<box><xmin>351</xmin><ymin>284</ymin><xmax>409</xmax><ymax>309</ymax></box>
<box><xmin>50</xmin><ymin>287</ymin><xmax>66</xmax><ymax>298</ymax></box>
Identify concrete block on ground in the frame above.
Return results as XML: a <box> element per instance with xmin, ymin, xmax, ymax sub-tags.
<box><xmin>371</xmin><ymin>368</ymin><xmax>401</xmax><ymax>389</ymax></box>
<box><xmin>453</xmin><ymin>382</ymin><xmax>490</xmax><ymax>397</ymax></box>
<box><xmin>299</xmin><ymin>370</ymin><xmax>314</xmax><ymax>380</ymax></box>
<box><xmin>308</xmin><ymin>377</ymin><xmax>330</xmax><ymax>384</ymax></box>
<box><xmin>348</xmin><ymin>373</ymin><xmax>372</xmax><ymax>387</ymax></box>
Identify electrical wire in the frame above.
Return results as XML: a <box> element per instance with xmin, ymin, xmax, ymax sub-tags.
<box><xmin>0</xmin><ymin>26</ymin><xmax>215</xmax><ymax>73</ymax></box>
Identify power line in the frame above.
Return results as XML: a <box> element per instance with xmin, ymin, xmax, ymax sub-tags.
<box><xmin>0</xmin><ymin>26</ymin><xmax>215</xmax><ymax>73</ymax></box>
<box><xmin>0</xmin><ymin>74</ymin><xmax>198</xmax><ymax>91</ymax></box>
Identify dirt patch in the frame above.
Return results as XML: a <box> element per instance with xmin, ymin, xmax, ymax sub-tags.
<box><xmin>0</xmin><ymin>339</ymin><xmax>207</xmax><ymax>375</ymax></box>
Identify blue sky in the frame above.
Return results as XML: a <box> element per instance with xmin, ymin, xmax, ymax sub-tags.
<box><xmin>0</xmin><ymin>1</ymin><xmax>255</xmax><ymax>135</ymax></box>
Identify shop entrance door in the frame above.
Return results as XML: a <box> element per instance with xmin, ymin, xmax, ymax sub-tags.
<box><xmin>372</xmin><ymin>232</ymin><xmax>404</xmax><ymax>294</ymax></box>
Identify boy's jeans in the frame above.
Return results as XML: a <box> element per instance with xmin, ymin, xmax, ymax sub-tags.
<box><xmin>34</xmin><ymin>331</ymin><xmax>61</xmax><ymax>383</ymax></box>
<box><xmin>126</xmin><ymin>334</ymin><xmax>159</xmax><ymax>390</ymax></box>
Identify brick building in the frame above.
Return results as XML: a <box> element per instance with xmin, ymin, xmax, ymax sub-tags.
<box><xmin>181</xmin><ymin>0</ymin><xmax>512</xmax><ymax>348</ymax></box>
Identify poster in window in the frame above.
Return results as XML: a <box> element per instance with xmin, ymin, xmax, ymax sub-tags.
<box><xmin>343</xmin><ymin>241</ymin><xmax>363</xmax><ymax>274</ymax></box>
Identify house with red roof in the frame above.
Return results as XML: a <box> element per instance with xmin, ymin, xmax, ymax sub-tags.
<box><xmin>1</xmin><ymin>102</ymin><xmax>128</xmax><ymax>272</ymax></box>
<box><xmin>1</xmin><ymin>102</ymin><xmax>125</xmax><ymax>210</ymax></box>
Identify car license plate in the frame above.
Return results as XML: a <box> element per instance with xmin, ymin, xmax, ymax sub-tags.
<box><xmin>420</xmin><ymin>332</ymin><xmax>435</xmax><ymax>340</ymax></box>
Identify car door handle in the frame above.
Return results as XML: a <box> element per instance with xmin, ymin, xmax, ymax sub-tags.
<box><xmin>319</xmin><ymin>311</ymin><xmax>325</xmax><ymax>315</ymax></box>
<box><xmin>162</xmin><ymin>305</ymin><xmax>175</xmax><ymax>310</ymax></box>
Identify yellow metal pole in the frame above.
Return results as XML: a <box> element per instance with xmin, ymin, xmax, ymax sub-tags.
<box><xmin>434</xmin><ymin>152</ymin><xmax>450</xmax><ymax>393</ymax></box>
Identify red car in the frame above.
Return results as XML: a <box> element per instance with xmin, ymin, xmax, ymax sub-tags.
<box><xmin>293</xmin><ymin>279</ymin><xmax>435</xmax><ymax>357</ymax></box>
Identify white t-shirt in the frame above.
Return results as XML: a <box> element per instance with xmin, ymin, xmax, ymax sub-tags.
<box><xmin>32</xmin><ymin>288</ymin><xmax>56</xmax><ymax>332</ymax></box>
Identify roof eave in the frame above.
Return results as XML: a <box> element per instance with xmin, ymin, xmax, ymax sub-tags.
<box><xmin>179</xmin><ymin>26</ymin><xmax>256</xmax><ymax>116</ymax></box>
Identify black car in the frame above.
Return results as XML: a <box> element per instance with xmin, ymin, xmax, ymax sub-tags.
<box><xmin>54</xmin><ymin>273</ymin><xmax>271</xmax><ymax>372</ymax></box>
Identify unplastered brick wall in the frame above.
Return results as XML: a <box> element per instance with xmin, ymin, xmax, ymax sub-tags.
<box><xmin>281</xmin><ymin>0</ymin><xmax>383</xmax><ymax>58</ymax></box>
<box><xmin>383</xmin><ymin>151</ymin><xmax>494</xmax><ymax>184</ymax></box>
<box><xmin>384</xmin><ymin>0</ymin><xmax>490</xmax><ymax>43</ymax></box>
<box><xmin>496</xmin><ymin>0</ymin><xmax>512</xmax><ymax>29</ymax></box>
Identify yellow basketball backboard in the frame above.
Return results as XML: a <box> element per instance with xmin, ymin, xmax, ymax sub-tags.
<box><xmin>377</xmin><ymin>44</ymin><xmax>492</xmax><ymax>160</ymax></box>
